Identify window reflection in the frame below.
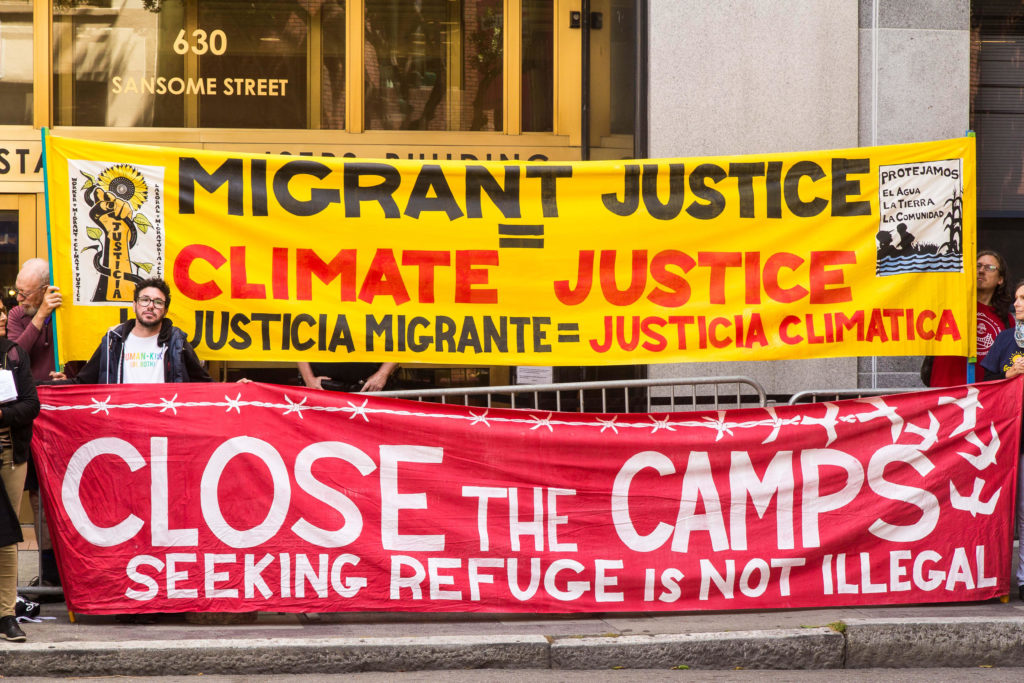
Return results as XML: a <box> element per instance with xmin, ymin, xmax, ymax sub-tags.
<box><xmin>45</xmin><ymin>0</ymin><xmax>562</xmax><ymax>135</ymax></box>
<box><xmin>53</xmin><ymin>0</ymin><xmax>321</xmax><ymax>129</ymax></box>
<box><xmin>365</xmin><ymin>0</ymin><xmax>504</xmax><ymax>131</ymax></box>
<box><xmin>196</xmin><ymin>1</ymin><xmax>312</xmax><ymax>129</ymax></box>
<box><xmin>53</xmin><ymin>0</ymin><xmax>186</xmax><ymax>126</ymax></box>
<box><xmin>522</xmin><ymin>0</ymin><xmax>552</xmax><ymax>132</ymax></box>
<box><xmin>0</xmin><ymin>0</ymin><xmax>33</xmax><ymax>125</ymax></box>
<box><xmin>321</xmin><ymin>0</ymin><xmax>346</xmax><ymax>129</ymax></box>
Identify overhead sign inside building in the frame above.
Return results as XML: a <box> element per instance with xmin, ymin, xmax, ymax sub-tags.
<box><xmin>42</xmin><ymin>134</ymin><xmax>976</xmax><ymax>365</ymax></box>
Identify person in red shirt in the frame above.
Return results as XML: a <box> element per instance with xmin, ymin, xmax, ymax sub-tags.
<box><xmin>927</xmin><ymin>250</ymin><xmax>1013</xmax><ymax>387</ymax></box>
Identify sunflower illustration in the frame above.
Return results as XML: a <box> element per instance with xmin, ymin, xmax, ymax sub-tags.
<box><xmin>97</xmin><ymin>164</ymin><xmax>148</xmax><ymax>211</ymax></box>
<box><xmin>79</xmin><ymin>163</ymin><xmax>156</xmax><ymax>301</ymax></box>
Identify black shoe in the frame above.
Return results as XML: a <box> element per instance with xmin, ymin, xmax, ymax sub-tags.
<box><xmin>1018</xmin><ymin>585</ymin><xmax>1024</xmax><ymax>602</ymax></box>
<box><xmin>0</xmin><ymin>615</ymin><xmax>26</xmax><ymax>642</ymax></box>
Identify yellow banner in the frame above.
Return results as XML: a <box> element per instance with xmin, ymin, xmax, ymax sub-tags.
<box><xmin>43</xmin><ymin>134</ymin><xmax>976</xmax><ymax>365</ymax></box>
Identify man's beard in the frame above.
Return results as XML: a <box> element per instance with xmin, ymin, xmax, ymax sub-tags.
<box><xmin>136</xmin><ymin>313</ymin><xmax>163</xmax><ymax>331</ymax></box>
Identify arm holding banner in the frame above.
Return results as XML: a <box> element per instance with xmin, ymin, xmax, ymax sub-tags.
<box><xmin>297</xmin><ymin>361</ymin><xmax>326</xmax><ymax>390</ymax></box>
<box><xmin>362</xmin><ymin>362</ymin><xmax>398</xmax><ymax>392</ymax></box>
<box><xmin>298</xmin><ymin>361</ymin><xmax>398</xmax><ymax>392</ymax></box>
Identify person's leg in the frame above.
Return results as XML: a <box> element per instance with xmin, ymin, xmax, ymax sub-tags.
<box><xmin>1015</xmin><ymin>453</ymin><xmax>1024</xmax><ymax>593</ymax></box>
<box><xmin>0</xmin><ymin>544</ymin><xmax>16</xmax><ymax>616</ymax></box>
<box><xmin>0</xmin><ymin>451</ymin><xmax>27</xmax><ymax>641</ymax></box>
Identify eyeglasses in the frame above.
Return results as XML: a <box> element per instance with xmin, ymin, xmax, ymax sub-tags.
<box><xmin>14</xmin><ymin>283</ymin><xmax>46</xmax><ymax>299</ymax></box>
<box><xmin>136</xmin><ymin>296</ymin><xmax>167</xmax><ymax>309</ymax></box>
<box><xmin>977</xmin><ymin>263</ymin><xmax>1000</xmax><ymax>273</ymax></box>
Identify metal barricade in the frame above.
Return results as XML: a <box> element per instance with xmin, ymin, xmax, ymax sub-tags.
<box><xmin>16</xmin><ymin>375</ymin><xmax>765</xmax><ymax>601</ymax></box>
<box><xmin>374</xmin><ymin>375</ymin><xmax>767</xmax><ymax>412</ymax></box>
<box><xmin>18</xmin><ymin>498</ymin><xmax>63</xmax><ymax>602</ymax></box>
<box><xmin>787</xmin><ymin>387</ymin><xmax>926</xmax><ymax>405</ymax></box>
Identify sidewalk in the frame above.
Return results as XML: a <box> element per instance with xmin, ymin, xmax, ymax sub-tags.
<box><xmin>3</xmin><ymin>596</ymin><xmax>1024</xmax><ymax>675</ymax></box>
<box><xmin>9</xmin><ymin>524</ymin><xmax>1024</xmax><ymax>675</ymax></box>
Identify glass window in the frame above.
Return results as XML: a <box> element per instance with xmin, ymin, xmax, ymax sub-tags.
<box><xmin>321</xmin><ymin>1</ymin><xmax>347</xmax><ymax>129</ymax></box>
<box><xmin>0</xmin><ymin>0</ymin><xmax>33</xmax><ymax>125</ymax></box>
<box><xmin>365</xmin><ymin>0</ymin><xmax>504</xmax><ymax>131</ymax></box>
<box><xmin>588</xmin><ymin>0</ymin><xmax>637</xmax><ymax>159</ymax></box>
<box><xmin>521</xmin><ymin>0</ymin><xmax>552</xmax><ymax>132</ymax></box>
<box><xmin>53</xmin><ymin>0</ymin><xmax>186</xmax><ymax>126</ymax></box>
<box><xmin>0</xmin><ymin>209</ymin><xmax>19</xmax><ymax>295</ymax></box>
<box><xmin>46</xmin><ymin>0</ymin><xmax>563</xmax><ymax>135</ymax></box>
<box><xmin>52</xmin><ymin>0</ymin><xmax>325</xmax><ymax>129</ymax></box>
<box><xmin>973</xmin><ymin>3</ymin><xmax>1024</xmax><ymax>215</ymax></box>
<box><xmin>196</xmin><ymin>1</ymin><xmax>312</xmax><ymax>129</ymax></box>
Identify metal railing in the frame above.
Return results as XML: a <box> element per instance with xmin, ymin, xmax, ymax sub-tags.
<box><xmin>788</xmin><ymin>387</ymin><xmax>926</xmax><ymax>405</ymax></box>
<box><xmin>17</xmin><ymin>375</ymin><xmax>765</xmax><ymax>601</ymax></box>
<box><xmin>18</xmin><ymin>501</ymin><xmax>63</xmax><ymax>601</ymax></box>
<box><xmin>375</xmin><ymin>375</ymin><xmax>767</xmax><ymax>412</ymax></box>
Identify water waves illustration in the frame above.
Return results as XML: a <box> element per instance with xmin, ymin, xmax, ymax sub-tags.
<box><xmin>877</xmin><ymin>253</ymin><xmax>962</xmax><ymax>276</ymax></box>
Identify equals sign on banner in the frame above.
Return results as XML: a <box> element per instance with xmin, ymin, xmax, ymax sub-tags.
<box><xmin>498</xmin><ymin>224</ymin><xmax>544</xmax><ymax>248</ymax></box>
<box><xmin>557</xmin><ymin>322</ymin><xmax>580</xmax><ymax>343</ymax></box>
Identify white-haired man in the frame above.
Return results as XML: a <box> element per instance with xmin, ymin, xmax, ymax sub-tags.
<box><xmin>8</xmin><ymin>258</ymin><xmax>61</xmax><ymax>381</ymax></box>
<box><xmin>7</xmin><ymin>258</ymin><xmax>62</xmax><ymax>594</ymax></box>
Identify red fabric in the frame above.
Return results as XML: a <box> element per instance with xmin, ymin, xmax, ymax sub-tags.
<box><xmin>930</xmin><ymin>301</ymin><xmax>1013</xmax><ymax>386</ymax></box>
<box><xmin>32</xmin><ymin>381</ymin><xmax>1021</xmax><ymax>614</ymax></box>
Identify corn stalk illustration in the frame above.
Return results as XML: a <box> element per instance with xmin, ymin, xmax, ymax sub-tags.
<box><xmin>943</xmin><ymin>189</ymin><xmax>963</xmax><ymax>255</ymax></box>
<box><xmin>80</xmin><ymin>165</ymin><xmax>154</xmax><ymax>302</ymax></box>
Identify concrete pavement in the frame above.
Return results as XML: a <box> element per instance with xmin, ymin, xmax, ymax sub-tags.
<box><xmin>3</xmin><ymin>597</ymin><xmax>1024</xmax><ymax>675</ymax></box>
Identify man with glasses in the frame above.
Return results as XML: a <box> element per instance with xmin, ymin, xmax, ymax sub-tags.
<box><xmin>53</xmin><ymin>277</ymin><xmax>210</xmax><ymax>384</ymax></box>
<box><xmin>925</xmin><ymin>250</ymin><xmax>1014</xmax><ymax>387</ymax></box>
<box><xmin>7</xmin><ymin>259</ymin><xmax>62</xmax><ymax>382</ymax></box>
<box><xmin>7</xmin><ymin>259</ymin><xmax>64</xmax><ymax>595</ymax></box>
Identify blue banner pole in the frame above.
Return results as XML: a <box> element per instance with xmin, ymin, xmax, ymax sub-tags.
<box><xmin>39</xmin><ymin>127</ymin><xmax>61</xmax><ymax>373</ymax></box>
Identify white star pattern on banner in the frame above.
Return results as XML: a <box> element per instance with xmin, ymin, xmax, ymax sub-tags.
<box><xmin>39</xmin><ymin>387</ymin><xmax>992</xmax><ymax>444</ymax></box>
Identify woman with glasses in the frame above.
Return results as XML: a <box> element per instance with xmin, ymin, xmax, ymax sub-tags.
<box><xmin>925</xmin><ymin>250</ymin><xmax>1013</xmax><ymax>386</ymax></box>
<box><xmin>0</xmin><ymin>301</ymin><xmax>41</xmax><ymax>642</ymax></box>
<box><xmin>980</xmin><ymin>278</ymin><xmax>1024</xmax><ymax>601</ymax></box>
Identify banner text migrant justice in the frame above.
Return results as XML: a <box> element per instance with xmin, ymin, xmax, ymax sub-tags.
<box><xmin>171</xmin><ymin>156</ymin><xmax>874</xmax><ymax>307</ymax></box>
<box><xmin>177</xmin><ymin>156</ymin><xmax>873</xmax><ymax>222</ymax></box>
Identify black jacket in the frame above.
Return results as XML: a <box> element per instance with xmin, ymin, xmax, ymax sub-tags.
<box><xmin>72</xmin><ymin>319</ymin><xmax>211</xmax><ymax>384</ymax></box>
<box><xmin>0</xmin><ymin>338</ymin><xmax>40</xmax><ymax>547</ymax></box>
<box><xmin>0</xmin><ymin>338</ymin><xmax>41</xmax><ymax>465</ymax></box>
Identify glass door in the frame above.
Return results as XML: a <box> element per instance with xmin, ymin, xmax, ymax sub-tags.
<box><xmin>563</xmin><ymin>0</ymin><xmax>645</xmax><ymax>397</ymax></box>
<box><xmin>0</xmin><ymin>196</ymin><xmax>28</xmax><ymax>303</ymax></box>
<box><xmin>584</xmin><ymin>0</ymin><xmax>642</xmax><ymax>161</ymax></box>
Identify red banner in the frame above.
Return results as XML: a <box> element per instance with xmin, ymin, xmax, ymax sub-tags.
<box><xmin>32</xmin><ymin>380</ymin><xmax>1021</xmax><ymax>614</ymax></box>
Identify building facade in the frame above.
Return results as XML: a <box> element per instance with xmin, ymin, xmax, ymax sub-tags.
<box><xmin>0</xmin><ymin>1</ymin><xmax>996</xmax><ymax>395</ymax></box>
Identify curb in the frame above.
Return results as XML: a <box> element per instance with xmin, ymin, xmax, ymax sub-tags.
<box><xmin>550</xmin><ymin>627</ymin><xmax>844</xmax><ymax>670</ymax></box>
<box><xmin>844</xmin><ymin>616</ymin><xmax>1024</xmax><ymax>668</ymax></box>
<box><xmin>5</xmin><ymin>618</ymin><xmax>1024</xmax><ymax>674</ymax></box>
<box><xmin>0</xmin><ymin>635</ymin><xmax>551</xmax><ymax>677</ymax></box>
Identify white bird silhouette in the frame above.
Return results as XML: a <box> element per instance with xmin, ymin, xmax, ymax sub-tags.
<box><xmin>937</xmin><ymin>387</ymin><xmax>979</xmax><ymax>438</ymax></box>
<box><xmin>854</xmin><ymin>397</ymin><xmax>903</xmax><ymax>442</ymax></box>
<box><xmin>956</xmin><ymin>423</ymin><xmax>1000</xmax><ymax>470</ymax></box>
<box><xmin>949</xmin><ymin>478</ymin><xmax>1000</xmax><ymax>517</ymax></box>
<box><xmin>904</xmin><ymin>411</ymin><xmax>939</xmax><ymax>450</ymax></box>
<box><xmin>801</xmin><ymin>402</ymin><xmax>840</xmax><ymax>446</ymax></box>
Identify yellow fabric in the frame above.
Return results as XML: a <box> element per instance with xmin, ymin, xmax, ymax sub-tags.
<box><xmin>44</xmin><ymin>135</ymin><xmax>977</xmax><ymax>365</ymax></box>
